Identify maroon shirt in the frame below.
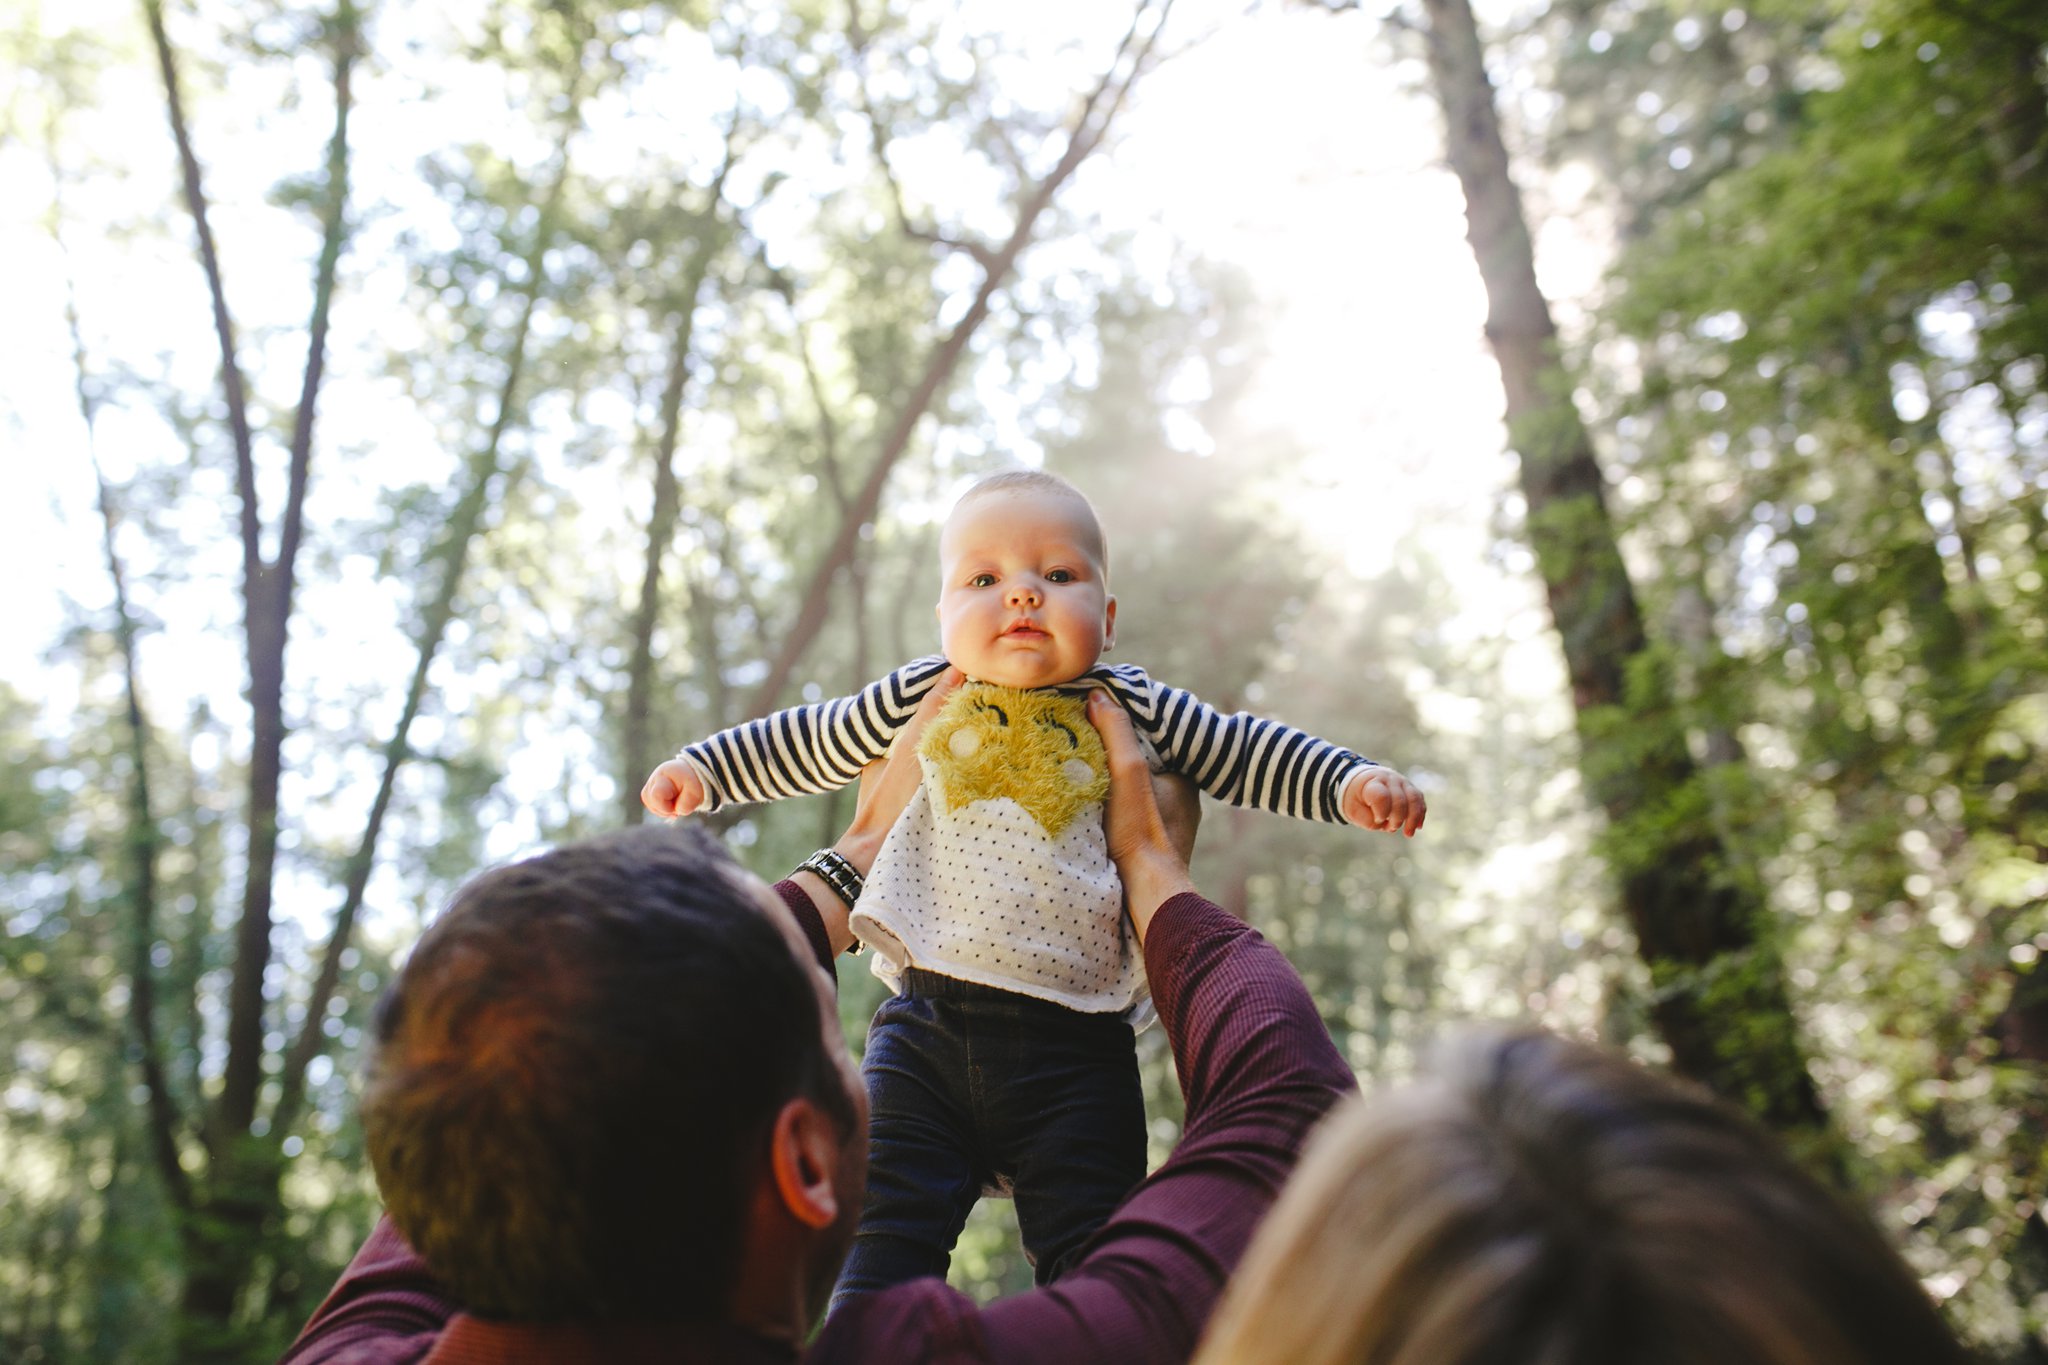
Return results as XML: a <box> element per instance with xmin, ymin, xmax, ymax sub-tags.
<box><xmin>281</xmin><ymin>884</ymin><xmax>1355</xmax><ymax>1364</ymax></box>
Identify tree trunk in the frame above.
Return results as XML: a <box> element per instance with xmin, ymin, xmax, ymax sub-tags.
<box><xmin>275</xmin><ymin>130</ymin><xmax>573</xmax><ymax>1137</ymax></box>
<box><xmin>1416</xmin><ymin>0</ymin><xmax>1832</xmax><ymax>1150</ymax></box>
<box><xmin>143</xmin><ymin>0</ymin><xmax>266</xmax><ymax>1160</ymax></box>
<box><xmin>619</xmin><ymin>141</ymin><xmax>738</xmax><ymax>824</ymax></box>
<box><xmin>147</xmin><ymin>1</ymin><xmax>367</xmax><ymax>1345</ymax></box>
<box><xmin>69</xmin><ymin>245</ymin><xmax>192</xmax><ymax>1217</ymax></box>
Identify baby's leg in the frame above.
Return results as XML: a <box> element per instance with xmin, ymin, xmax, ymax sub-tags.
<box><xmin>830</xmin><ymin>990</ymin><xmax>984</xmax><ymax>1312</ymax></box>
<box><xmin>986</xmin><ymin>1003</ymin><xmax>1146</xmax><ymax>1286</ymax></box>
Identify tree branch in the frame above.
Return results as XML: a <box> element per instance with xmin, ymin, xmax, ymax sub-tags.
<box><xmin>275</xmin><ymin>0</ymin><xmax>359</xmax><ymax>631</ymax></box>
<box><xmin>620</xmin><ymin>107</ymin><xmax>743</xmax><ymax>824</ymax></box>
<box><xmin>854</xmin><ymin>74</ymin><xmax>1002</xmax><ymax>273</ymax></box>
<box><xmin>144</xmin><ymin>0</ymin><xmax>291</xmax><ymax>1151</ymax></box>
<box><xmin>142</xmin><ymin>0</ymin><xmax>259</xmax><ymax>591</ymax></box>
<box><xmin>786</xmin><ymin>293</ymin><xmax>872</xmax><ymax>683</ymax></box>
<box><xmin>745</xmin><ymin>0</ymin><xmax>1175</xmax><ymax>714</ymax></box>
<box><xmin>183</xmin><ymin>0</ymin><xmax>359</xmax><ymax>1142</ymax></box>
<box><xmin>773</xmin><ymin>281</ymin><xmax>850</xmax><ymax>515</ymax></box>
<box><xmin>65</xmin><ymin>244</ymin><xmax>194</xmax><ymax>1212</ymax></box>
<box><xmin>273</xmin><ymin>118</ymin><xmax>579</xmax><ymax>1138</ymax></box>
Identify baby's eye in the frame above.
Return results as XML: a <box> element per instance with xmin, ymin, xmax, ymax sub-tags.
<box><xmin>1045</xmin><ymin>568</ymin><xmax>1075</xmax><ymax>583</ymax></box>
<box><xmin>969</xmin><ymin>573</ymin><xmax>997</xmax><ymax>588</ymax></box>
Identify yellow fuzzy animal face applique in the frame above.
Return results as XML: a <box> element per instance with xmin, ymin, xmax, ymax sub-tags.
<box><xmin>918</xmin><ymin>683</ymin><xmax>1110</xmax><ymax>839</ymax></box>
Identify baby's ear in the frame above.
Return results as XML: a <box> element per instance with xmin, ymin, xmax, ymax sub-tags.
<box><xmin>1103</xmin><ymin>595</ymin><xmax>1118</xmax><ymax>648</ymax></box>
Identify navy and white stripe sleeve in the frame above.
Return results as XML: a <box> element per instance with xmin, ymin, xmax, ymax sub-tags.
<box><xmin>1095</xmin><ymin>663</ymin><xmax>1379</xmax><ymax>825</ymax></box>
<box><xmin>679</xmin><ymin>656</ymin><xmax>952</xmax><ymax>813</ymax></box>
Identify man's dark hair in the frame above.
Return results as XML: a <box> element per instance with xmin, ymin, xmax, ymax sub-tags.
<box><xmin>362</xmin><ymin>823</ymin><xmax>853</xmax><ymax>1321</ymax></box>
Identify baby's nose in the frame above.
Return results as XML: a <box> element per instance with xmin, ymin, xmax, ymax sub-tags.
<box><xmin>1007</xmin><ymin>580</ymin><xmax>1042</xmax><ymax>606</ymax></box>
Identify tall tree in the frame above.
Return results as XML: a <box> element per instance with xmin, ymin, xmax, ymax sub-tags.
<box><xmin>142</xmin><ymin>0</ymin><xmax>362</xmax><ymax>1343</ymax></box>
<box><xmin>1407</xmin><ymin>0</ymin><xmax>1833</xmax><ymax>1148</ymax></box>
<box><xmin>117</xmin><ymin>0</ymin><xmax>607</xmax><ymax>1348</ymax></box>
<box><xmin>616</xmin><ymin>106</ymin><xmax>743</xmax><ymax>825</ymax></box>
<box><xmin>1539</xmin><ymin>0</ymin><xmax>2048</xmax><ymax>1348</ymax></box>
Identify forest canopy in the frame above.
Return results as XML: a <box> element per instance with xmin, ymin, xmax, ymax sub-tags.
<box><xmin>2</xmin><ymin>0</ymin><xmax>2044</xmax><ymax>1358</ymax></box>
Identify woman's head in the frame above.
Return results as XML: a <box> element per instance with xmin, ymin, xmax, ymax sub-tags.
<box><xmin>1197</xmin><ymin>1028</ymin><xmax>1966</xmax><ymax>1365</ymax></box>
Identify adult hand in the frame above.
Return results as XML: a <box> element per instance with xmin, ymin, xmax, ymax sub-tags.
<box><xmin>795</xmin><ymin>668</ymin><xmax>965</xmax><ymax>953</ymax></box>
<box><xmin>844</xmin><ymin>667</ymin><xmax>963</xmax><ymax>864</ymax></box>
<box><xmin>1087</xmin><ymin>690</ymin><xmax>1197</xmax><ymax>943</ymax></box>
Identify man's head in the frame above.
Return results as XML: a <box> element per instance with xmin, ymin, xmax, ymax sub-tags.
<box><xmin>937</xmin><ymin>470</ymin><xmax>1116</xmax><ymax>689</ymax></box>
<box><xmin>363</xmin><ymin>824</ymin><xmax>862</xmax><ymax>1325</ymax></box>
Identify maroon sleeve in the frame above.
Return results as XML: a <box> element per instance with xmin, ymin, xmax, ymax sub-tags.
<box><xmin>286</xmin><ymin>889</ymin><xmax>1321</xmax><ymax>1365</ymax></box>
<box><xmin>806</xmin><ymin>892</ymin><xmax>1357</xmax><ymax>1365</ymax></box>
<box><xmin>278</xmin><ymin>1215</ymin><xmax>452</xmax><ymax>1364</ymax></box>
<box><xmin>775</xmin><ymin>877</ymin><xmax>838</xmax><ymax>984</ymax></box>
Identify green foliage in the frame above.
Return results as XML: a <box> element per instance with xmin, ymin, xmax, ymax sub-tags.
<box><xmin>0</xmin><ymin>688</ymin><xmax>173</xmax><ymax>1363</ymax></box>
<box><xmin>22</xmin><ymin>0</ymin><xmax>2044</xmax><ymax>1352</ymax></box>
<box><xmin>1536</xmin><ymin>0</ymin><xmax>2048</xmax><ymax>1348</ymax></box>
<box><xmin>11</xmin><ymin>0</ymin><xmax>1268</xmax><ymax>1351</ymax></box>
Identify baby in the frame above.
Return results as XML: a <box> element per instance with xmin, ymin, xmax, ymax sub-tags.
<box><xmin>643</xmin><ymin>470</ymin><xmax>1425</xmax><ymax>1303</ymax></box>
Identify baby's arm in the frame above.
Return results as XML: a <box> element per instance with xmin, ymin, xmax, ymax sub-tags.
<box><xmin>641</xmin><ymin>655</ymin><xmax>952</xmax><ymax>817</ymax></box>
<box><xmin>1097</xmin><ymin>663</ymin><xmax>1425</xmax><ymax>835</ymax></box>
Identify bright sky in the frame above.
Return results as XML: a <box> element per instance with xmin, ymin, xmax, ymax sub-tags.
<box><xmin>4</xmin><ymin>0</ymin><xmax>1591</xmax><ymax>935</ymax></box>
<box><xmin>3</xmin><ymin>0</ymin><xmax>1571</xmax><ymax>645</ymax></box>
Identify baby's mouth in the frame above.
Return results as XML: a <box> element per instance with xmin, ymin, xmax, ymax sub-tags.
<box><xmin>1003</xmin><ymin>621</ymin><xmax>1048</xmax><ymax>639</ymax></box>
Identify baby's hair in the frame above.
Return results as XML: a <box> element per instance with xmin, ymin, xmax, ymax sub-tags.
<box><xmin>953</xmin><ymin>469</ymin><xmax>1109</xmax><ymax>574</ymax></box>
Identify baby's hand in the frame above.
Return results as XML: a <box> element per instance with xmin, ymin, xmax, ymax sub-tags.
<box><xmin>641</xmin><ymin>759</ymin><xmax>706</xmax><ymax>819</ymax></box>
<box><xmin>1342</xmin><ymin>766</ymin><xmax>1426</xmax><ymax>838</ymax></box>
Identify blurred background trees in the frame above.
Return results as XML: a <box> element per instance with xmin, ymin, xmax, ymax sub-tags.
<box><xmin>1</xmin><ymin>0</ymin><xmax>2043</xmax><ymax>1357</ymax></box>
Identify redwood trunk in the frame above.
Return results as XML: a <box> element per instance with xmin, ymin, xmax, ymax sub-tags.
<box><xmin>1418</xmin><ymin>0</ymin><xmax>1831</xmax><ymax>1146</ymax></box>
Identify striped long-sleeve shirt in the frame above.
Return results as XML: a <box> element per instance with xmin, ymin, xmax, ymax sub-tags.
<box><xmin>680</xmin><ymin>656</ymin><xmax>1380</xmax><ymax>825</ymax></box>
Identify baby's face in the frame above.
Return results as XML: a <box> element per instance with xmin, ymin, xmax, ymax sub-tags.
<box><xmin>936</xmin><ymin>489</ymin><xmax>1116</xmax><ymax>690</ymax></box>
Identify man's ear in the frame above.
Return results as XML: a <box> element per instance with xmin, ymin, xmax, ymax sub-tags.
<box><xmin>769</xmin><ymin>1097</ymin><xmax>845</xmax><ymax>1231</ymax></box>
<box><xmin>1103</xmin><ymin>594</ymin><xmax>1118</xmax><ymax>650</ymax></box>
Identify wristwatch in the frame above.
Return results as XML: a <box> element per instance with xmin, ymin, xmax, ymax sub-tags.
<box><xmin>795</xmin><ymin>849</ymin><xmax>866</xmax><ymax>955</ymax></box>
<box><xmin>795</xmin><ymin>848</ymin><xmax>865</xmax><ymax>913</ymax></box>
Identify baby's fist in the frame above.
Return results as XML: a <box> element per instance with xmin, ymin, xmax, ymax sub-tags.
<box><xmin>1343</xmin><ymin>766</ymin><xmax>1426</xmax><ymax>838</ymax></box>
<box><xmin>641</xmin><ymin>759</ymin><xmax>706</xmax><ymax>819</ymax></box>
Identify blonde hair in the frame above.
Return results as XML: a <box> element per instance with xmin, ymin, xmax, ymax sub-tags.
<box><xmin>1195</xmin><ymin>1028</ymin><xmax>1966</xmax><ymax>1365</ymax></box>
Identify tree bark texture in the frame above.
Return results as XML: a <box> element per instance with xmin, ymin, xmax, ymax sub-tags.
<box><xmin>147</xmin><ymin>0</ymin><xmax>361</xmax><ymax>1341</ymax></box>
<box><xmin>1417</xmin><ymin>0</ymin><xmax>1833</xmax><ymax>1147</ymax></box>
<box><xmin>143</xmin><ymin>0</ymin><xmax>266</xmax><ymax>1157</ymax></box>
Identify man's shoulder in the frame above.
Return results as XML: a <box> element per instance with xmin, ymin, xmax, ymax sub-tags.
<box><xmin>804</xmin><ymin>1280</ymin><xmax>986</xmax><ymax>1364</ymax></box>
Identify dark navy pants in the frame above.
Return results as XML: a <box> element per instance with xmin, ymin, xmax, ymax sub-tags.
<box><xmin>829</xmin><ymin>969</ymin><xmax>1146</xmax><ymax>1310</ymax></box>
